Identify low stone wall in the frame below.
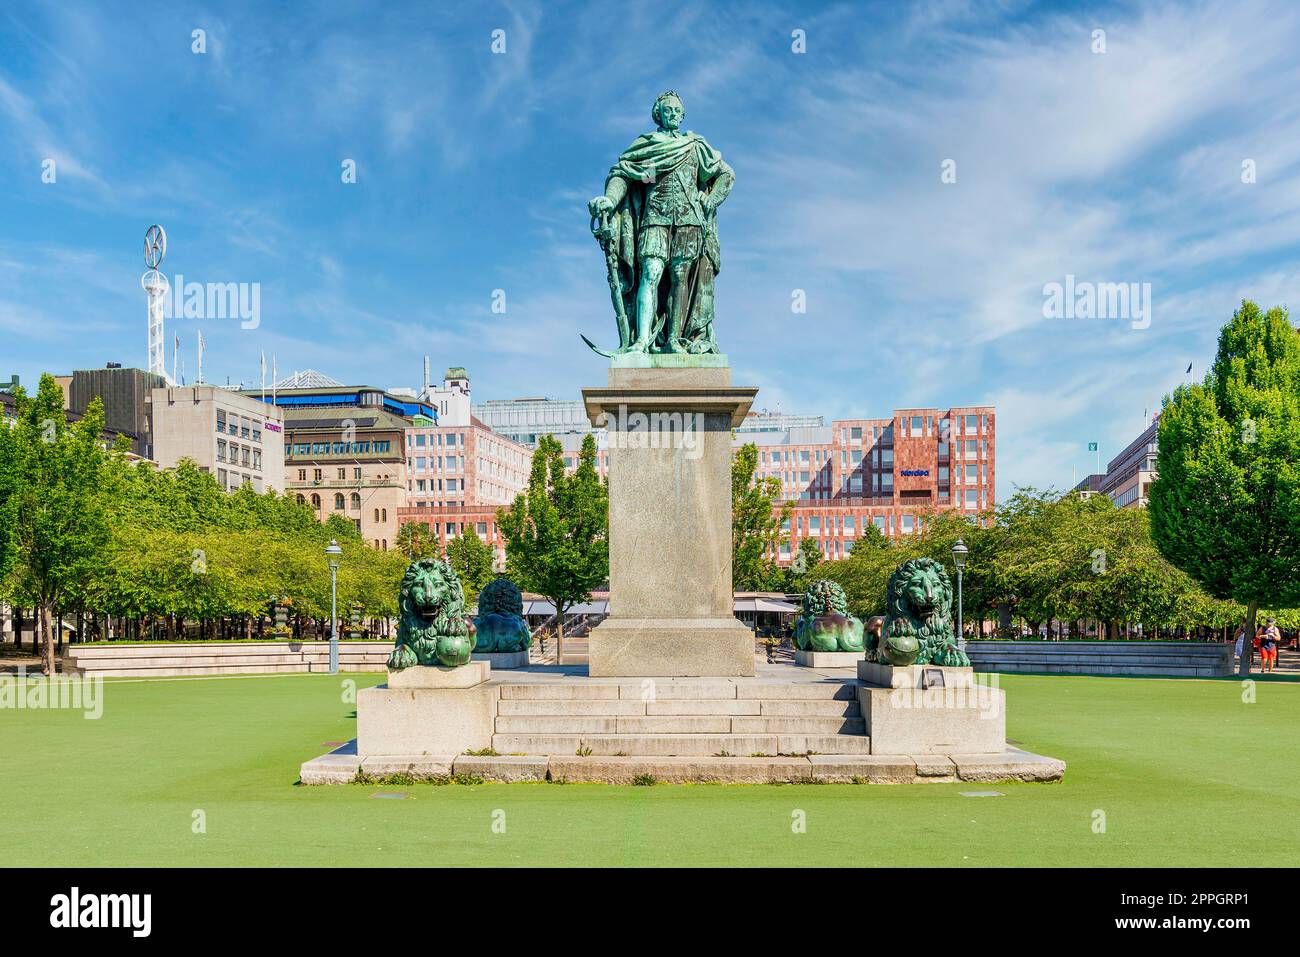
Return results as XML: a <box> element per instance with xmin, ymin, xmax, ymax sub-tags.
<box><xmin>965</xmin><ymin>640</ymin><xmax>1232</xmax><ymax>677</ymax></box>
<box><xmin>62</xmin><ymin>641</ymin><xmax>393</xmax><ymax>677</ymax></box>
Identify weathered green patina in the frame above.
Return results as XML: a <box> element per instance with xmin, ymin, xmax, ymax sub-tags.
<box><xmin>473</xmin><ymin>577</ymin><xmax>532</xmax><ymax>654</ymax></box>
<box><xmin>793</xmin><ymin>579</ymin><xmax>866</xmax><ymax>653</ymax></box>
<box><xmin>584</xmin><ymin>91</ymin><xmax>735</xmax><ymax>360</ymax></box>
<box><xmin>387</xmin><ymin>558</ymin><xmax>475</xmax><ymax>669</ymax></box>
<box><xmin>872</xmin><ymin>557</ymin><xmax>971</xmax><ymax>667</ymax></box>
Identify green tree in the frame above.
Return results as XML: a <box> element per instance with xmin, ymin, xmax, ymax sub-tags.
<box><xmin>395</xmin><ymin>520</ymin><xmax>440</xmax><ymax>561</ymax></box>
<box><xmin>1149</xmin><ymin>300</ymin><xmax>1300</xmax><ymax>674</ymax></box>
<box><xmin>784</xmin><ymin>537</ymin><xmax>823</xmax><ymax>593</ymax></box>
<box><xmin>445</xmin><ymin>530</ymin><xmax>496</xmax><ymax>608</ymax></box>
<box><xmin>0</xmin><ymin>375</ymin><xmax>112</xmax><ymax>672</ymax></box>
<box><xmin>731</xmin><ymin>443</ymin><xmax>791</xmax><ymax>590</ymax></box>
<box><xmin>498</xmin><ymin>433</ymin><xmax>608</xmax><ymax>657</ymax></box>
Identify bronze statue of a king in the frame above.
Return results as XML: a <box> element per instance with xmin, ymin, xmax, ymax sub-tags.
<box><xmin>585</xmin><ymin>91</ymin><xmax>735</xmax><ymax>357</ymax></box>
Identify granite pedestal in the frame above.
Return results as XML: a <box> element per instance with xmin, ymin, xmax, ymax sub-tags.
<box><xmin>857</xmin><ymin>662</ymin><xmax>1006</xmax><ymax>755</ymax></box>
<box><xmin>357</xmin><ymin>663</ymin><xmax>495</xmax><ymax>757</ymax></box>
<box><xmin>582</xmin><ymin>365</ymin><xmax>757</xmax><ymax>677</ymax></box>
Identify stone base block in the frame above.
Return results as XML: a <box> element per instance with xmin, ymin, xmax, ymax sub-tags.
<box><xmin>388</xmin><ymin>660</ymin><xmax>490</xmax><ymax>688</ymax></box>
<box><xmin>472</xmin><ymin>650</ymin><xmax>530</xmax><ymax>669</ymax></box>
<box><xmin>453</xmin><ymin>754</ymin><xmax>549</xmax><ymax>782</ymax></box>
<box><xmin>794</xmin><ymin>649</ymin><xmax>864</xmax><ymax>668</ymax></box>
<box><xmin>860</xmin><ymin>684</ymin><xmax>1005</xmax><ymax>755</ymax></box>
<box><xmin>548</xmin><ymin>754</ymin><xmax>810</xmax><ymax>784</ymax></box>
<box><xmin>299</xmin><ymin>741</ymin><xmax>361</xmax><ymax>784</ymax></box>
<box><xmin>357</xmin><ymin>683</ymin><xmax>495</xmax><ymax>757</ymax></box>
<box><xmin>858</xmin><ymin>661</ymin><xmax>975</xmax><ymax>688</ymax></box>
<box><xmin>360</xmin><ymin>755</ymin><xmax>455</xmax><ymax>779</ymax></box>
<box><xmin>587</xmin><ymin>618</ymin><xmax>756</xmax><ymax>677</ymax></box>
<box><xmin>809</xmin><ymin>754</ymin><xmax>917</xmax><ymax>783</ymax></box>
<box><xmin>952</xmin><ymin>748</ymin><xmax>1066</xmax><ymax>783</ymax></box>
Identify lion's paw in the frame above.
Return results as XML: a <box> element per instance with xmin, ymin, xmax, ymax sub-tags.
<box><xmin>387</xmin><ymin>645</ymin><xmax>418</xmax><ymax>670</ymax></box>
<box><xmin>935</xmin><ymin>644</ymin><xmax>970</xmax><ymax>668</ymax></box>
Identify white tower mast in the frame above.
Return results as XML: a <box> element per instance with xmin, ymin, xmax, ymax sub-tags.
<box><xmin>141</xmin><ymin>225</ymin><xmax>172</xmax><ymax>383</ymax></box>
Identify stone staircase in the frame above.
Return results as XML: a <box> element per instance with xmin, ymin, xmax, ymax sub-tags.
<box><xmin>490</xmin><ymin>677</ymin><xmax>871</xmax><ymax>756</ymax></box>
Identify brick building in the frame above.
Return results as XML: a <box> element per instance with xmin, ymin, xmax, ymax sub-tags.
<box><xmin>397</xmin><ymin>368</ymin><xmax>534</xmax><ymax>562</ymax></box>
<box><xmin>747</xmin><ymin>407</ymin><xmax>996</xmax><ymax>563</ymax></box>
<box><xmin>473</xmin><ymin>395</ymin><xmax>996</xmax><ymax>566</ymax></box>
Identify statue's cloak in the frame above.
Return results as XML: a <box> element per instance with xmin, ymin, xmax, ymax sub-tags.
<box><xmin>600</xmin><ymin>131</ymin><xmax>729</xmax><ymax>351</ymax></box>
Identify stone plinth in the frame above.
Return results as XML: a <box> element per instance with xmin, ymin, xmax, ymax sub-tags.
<box><xmin>860</xmin><ymin>683</ymin><xmax>1006</xmax><ymax>755</ymax></box>
<box><xmin>582</xmin><ymin>366</ymin><xmax>757</xmax><ymax>677</ymax></box>
<box><xmin>858</xmin><ymin>661</ymin><xmax>975</xmax><ymax>688</ymax></box>
<box><xmin>357</xmin><ymin>667</ymin><xmax>495</xmax><ymax>757</ymax></box>
<box><xmin>795</xmin><ymin>650</ymin><xmax>864</xmax><ymax>668</ymax></box>
<box><xmin>387</xmin><ymin>661</ymin><xmax>490</xmax><ymax>688</ymax></box>
<box><xmin>473</xmin><ymin>650</ymin><xmax>530</xmax><ymax>669</ymax></box>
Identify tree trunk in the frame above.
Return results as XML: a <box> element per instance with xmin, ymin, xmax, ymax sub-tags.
<box><xmin>41</xmin><ymin>603</ymin><xmax>56</xmax><ymax>675</ymax></box>
<box><xmin>1238</xmin><ymin>600</ymin><xmax>1258</xmax><ymax>677</ymax></box>
<box><xmin>554</xmin><ymin>602</ymin><xmax>566</xmax><ymax>663</ymax></box>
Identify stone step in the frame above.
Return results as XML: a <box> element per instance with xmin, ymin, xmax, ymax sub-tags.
<box><xmin>497</xmin><ymin>698</ymin><xmax>648</xmax><ymax>716</ymax></box>
<box><xmin>732</xmin><ymin>716</ymin><xmax>866</xmax><ymax>734</ymax></box>
<box><xmin>302</xmin><ymin>743</ymin><xmax>1066</xmax><ymax>785</ymax></box>
<box><xmin>494</xmin><ymin>713</ymin><xmax>866</xmax><ymax>735</ymax></box>
<box><xmin>758</xmin><ymin>699</ymin><xmax>861</xmax><ymax>717</ymax></box>
<box><xmin>491</xmin><ymin>732</ymin><xmax>872</xmax><ymax>756</ymax></box>
<box><xmin>495</xmin><ymin>697</ymin><xmax>862</xmax><ymax>718</ymax></box>
<box><xmin>496</xmin><ymin>679</ymin><xmax>858</xmax><ymax>701</ymax></box>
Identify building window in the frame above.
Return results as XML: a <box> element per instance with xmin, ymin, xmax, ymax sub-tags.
<box><xmin>351</xmin><ymin>493</ymin><xmax>361</xmax><ymax>511</ymax></box>
<box><xmin>216</xmin><ymin>411</ymin><xmax>226</xmax><ymax>433</ymax></box>
<box><xmin>338</xmin><ymin>468</ymin><xmax>347</xmax><ymax>480</ymax></box>
<box><xmin>334</xmin><ymin>493</ymin><xmax>345</xmax><ymax>510</ymax></box>
<box><xmin>310</xmin><ymin>494</ymin><xmax>321</xmax><ymax>509</ymax></box>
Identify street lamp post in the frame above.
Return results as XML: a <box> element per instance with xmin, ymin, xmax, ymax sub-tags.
<box><xmin>325</xmin><ymin>539</ymin><xmax>343</xmax><ymax>674</ymax></box>
<box><xmin>952</xmin><ymin>538</ymin><xmax>968</xmax><ymax>651</ymax></box>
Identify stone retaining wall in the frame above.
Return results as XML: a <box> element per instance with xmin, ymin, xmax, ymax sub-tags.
<box><xmin>62</xmin><ymin>641</ymin><xmax>393</xmax><ymax>677</ymax></box>
<box><xmin>964</xmin><ymin>640</ymin><xmax>1232</xmax><ymax>677</ymax></box>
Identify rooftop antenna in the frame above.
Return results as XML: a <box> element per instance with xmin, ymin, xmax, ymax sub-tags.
<box><xmin>423</xmin><ymin>355</ymin><xmax>431</xmax><ymax>397</ymax></box>
<box><xmin>140</xmin><ymin>224</ymin><xmax>172</xmax><ymax>384</ymax></box>
<box><xmin>197</xmin><ymin>330</ymin><xmax>205</xmax><ymax>384</ymax></box>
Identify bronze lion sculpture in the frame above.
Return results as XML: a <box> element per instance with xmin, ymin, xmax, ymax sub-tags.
<box><xmin>387</xmin><ymin>558</ymin><xmax>476</xmax><ymax>669</ymax></box>
<box><xmin>793</xmin><ymin>579</ymin><xmax>865</xmax><ymax>653</ymax></box>
<box><xmin>869</xmin><ymin>557</ymin><xmax>970</xmax><ymax>667</ymax></box>
<box><xmin>473</xmin><ymin>577</ymin><xmax>532</xmax><ymax>654</ymax></box>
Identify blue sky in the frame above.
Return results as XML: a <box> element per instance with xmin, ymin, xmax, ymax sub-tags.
<box><xmin>3</xmin><ymin>0</ymin><xmax>1299</xmax><ymax>496</ymax></box>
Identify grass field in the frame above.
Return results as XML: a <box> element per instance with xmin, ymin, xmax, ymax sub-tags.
<box><xmin>2</xmin><ymin>670</ymin><xmax>1297</xmax><ymax>867</ymax></box>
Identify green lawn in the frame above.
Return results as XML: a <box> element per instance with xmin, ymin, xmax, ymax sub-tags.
<box><xmin>2</xmin><ymin>670</ymin><xmax>1296</xmax><ymax>866</ymax></box>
